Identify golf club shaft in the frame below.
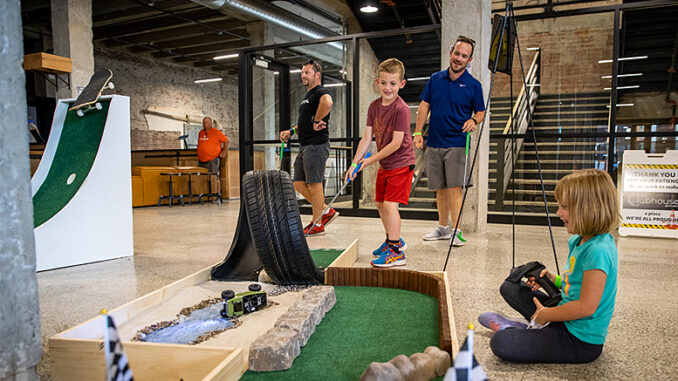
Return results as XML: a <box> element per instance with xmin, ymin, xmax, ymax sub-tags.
<box><xmin>306</xmin><ymin>152</ymin><xmax>372</xmax><ymax>233</ymax></box>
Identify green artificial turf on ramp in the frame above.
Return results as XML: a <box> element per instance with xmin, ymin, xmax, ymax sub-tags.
<box><xmin>241</xmin><ymin>286</ymin><xmax>439</xmax><ymax>380</ymax></box>
<box><xmin>33</xmin><ymin>100</ymin><xmax>110</xmax><ymax>227</ymax></box>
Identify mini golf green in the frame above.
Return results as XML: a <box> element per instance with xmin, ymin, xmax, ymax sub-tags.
<box><xmin>309</xmin><ymin>249</ymin><xmax>343</xmax><ymax>268</ymax></box>
<box><xmin>33</xmin><ymin>101</ymin><xmax>110</xmax><ymax>227</ymax></box>
<box><xmin>241</xmin><ymin>286</ymin><xmax>439</xmax><ymax>380</ymax></box>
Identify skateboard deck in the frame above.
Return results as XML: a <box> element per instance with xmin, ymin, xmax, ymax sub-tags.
<box><xmin>68</xmin><ymin>69</ymin><xmax>113</xmax><ymax>113</ymax></box>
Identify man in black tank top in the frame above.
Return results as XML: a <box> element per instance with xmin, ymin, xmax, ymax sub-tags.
<box><xmin>280</xmin><ymin>60</ymin><xmax>336</xmax><ymax>236</ymax></box>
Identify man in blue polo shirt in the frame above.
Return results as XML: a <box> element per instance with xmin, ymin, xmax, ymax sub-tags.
<box><xmin>413</xmin><ymin>36</ymin><xmax>486</xmax><ymax>246</ymax></box>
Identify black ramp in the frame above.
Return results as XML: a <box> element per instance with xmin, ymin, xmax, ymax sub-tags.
<box><xmin>211</xmin><ymin>188</ymin><xmax>262</xmax><ymax>281</ymax></box>
<box><xmin>212</xmin><ymin>170</ymin><xmax>323</xmax><ymax>285</ymax></box>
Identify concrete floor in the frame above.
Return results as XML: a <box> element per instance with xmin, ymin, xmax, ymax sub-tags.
<box><xmin>37</xmin><ymin>200</ymin><xmax>678</xmax><ymax>380</ymax></box>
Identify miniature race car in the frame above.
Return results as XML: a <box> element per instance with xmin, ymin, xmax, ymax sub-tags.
<box><xmin>220</xmin><ymin>283</ymin><xmax>267</xmax><ymax>318</ymax></box>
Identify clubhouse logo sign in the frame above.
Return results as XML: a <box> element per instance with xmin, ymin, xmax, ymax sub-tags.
<box><xmin>623</xmin><ymin>192</ymin><xmax>678</xmax><ymax>210</ymax></box>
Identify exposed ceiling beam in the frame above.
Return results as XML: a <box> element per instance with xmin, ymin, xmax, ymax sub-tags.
<box><xmin>150</xmin><ymin>39</ymin><xmax>250</xmax><ymax>58</ymax></box>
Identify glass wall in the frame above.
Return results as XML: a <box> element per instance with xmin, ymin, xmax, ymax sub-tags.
<box><xmin>239</xmin><ymin>3</ymin><xmax>677</xmax><ymax>224</ymax></box>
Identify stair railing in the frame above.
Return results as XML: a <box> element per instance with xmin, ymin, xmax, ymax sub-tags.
<box><xmin>496</xmin><ymin>49</ymin><xmax>541</xmax><ymax>200</ymax></box>
<box><xmin>410</xmin><ymin>124</ymin><xmax>429</xmax><ymax>195</ymax></box>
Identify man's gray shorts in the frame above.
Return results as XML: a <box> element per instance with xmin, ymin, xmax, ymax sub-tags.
<box><xmin>199</xmin><ymin>157</ymin><xmax>220</xmax><ymax>174</ymax></box>
<box><xmin>426</xmin><ymin>147</ymin><xmax>472</xmax><ymax>189</ymax></box>
<box><xmin>293</xmin><ymin>142</ymin><xmax>330</xmax><ymax>184</ymax></box>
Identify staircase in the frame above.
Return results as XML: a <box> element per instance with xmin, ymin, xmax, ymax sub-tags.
<box><xmin>488</xmin><ymin>92</ymin><xmax>610</xmax><ymax>213</ymax></box>
<box><xmin>405</xmin><ymin>92</ymin><xmax>610</xmax><ymax>213</ymax></box>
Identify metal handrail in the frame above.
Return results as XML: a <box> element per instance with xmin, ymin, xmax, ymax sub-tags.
<box><xmin>410</xmin><ymin>124</ymin><xmax>429</xmax><ymax>194</ymax></box>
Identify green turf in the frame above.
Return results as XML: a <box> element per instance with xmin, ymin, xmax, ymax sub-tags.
<box><xmin>241</xmin><ymin>286</ymin><xmax>439</xmax><ymax>380</ymax></box>
<box><xmin>309</xmin><ymin>249</ymin><xmax>343</xmax><ymax>268</ymax></box>
<box><xmin>33</xmin><ymin>100</ymin><xmax>110</xmax><ymax>227</ymax></box>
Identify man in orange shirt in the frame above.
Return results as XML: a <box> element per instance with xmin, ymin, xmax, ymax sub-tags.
<box><xmin>197</xmin><ymin>116</ymin><xmax>229</xmax><ymax>199</ymax></box>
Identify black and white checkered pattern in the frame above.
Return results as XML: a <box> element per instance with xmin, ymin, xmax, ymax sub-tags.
<box><xmin>105</xmin><ymin>315</ymin><xmax>134</xmax><ymax>381</ymax></box>
<box><xmin>443</xmin><ymin>331</ymin><xmax>487</xmax><ymax>381</ymax></box>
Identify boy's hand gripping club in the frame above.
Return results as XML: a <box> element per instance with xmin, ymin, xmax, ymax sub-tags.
<box><xmin>305</xmin><ymin>152</ymin><xmax>371</xmax><ymax>236</ymax></box>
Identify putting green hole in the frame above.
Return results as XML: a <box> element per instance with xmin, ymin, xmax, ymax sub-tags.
<box><xmin>66</xmin><ymin>173</ymin><xmax>76</xmax><ymax>185</ymax></box>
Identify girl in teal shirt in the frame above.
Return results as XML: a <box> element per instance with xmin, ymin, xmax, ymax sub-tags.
<box><xmin>480</xmin><ymin>169</ymin><xmax>620</xmax><ymax>363</ymax></box>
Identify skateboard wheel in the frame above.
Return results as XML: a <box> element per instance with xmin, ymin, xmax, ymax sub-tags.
<box><xmin>76</xmin><ymin>109</ymin><xmax>84</xmax><ymax>117</ymax></box>
<box><xmin>221</xmin><ymin>290</ymin><xmax>235</xmax><ymax>300</ymax></box>
<box><xmin>248</xmin><ymin>283</ymin><xmax>262</xmax><ymax>292</ymax></box>
<box><xmin>95</xmin><ymin>103</ymin><xmax>102</xmax><ymax>110</ymax></box>
<box><xmin>108</xmin><ymin>82</ymin><xmax>115</xmax><ymax>90</ymax></box>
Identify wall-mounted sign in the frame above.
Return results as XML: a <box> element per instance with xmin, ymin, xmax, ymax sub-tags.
<box><xmin>619</xmin><ymin>150</ymin><xmax>678</xmax><ymax>238</ymax></box>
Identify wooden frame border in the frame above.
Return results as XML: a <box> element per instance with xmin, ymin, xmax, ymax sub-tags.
<box><xmin>325</xmin><ymin>267</ymin><xmax>459</xmax><ymax>356</ymax></box>
<box><xmin>49</xmin><ymin>241</ymin><xmax>360</xmax><ymax>380</ymax></box>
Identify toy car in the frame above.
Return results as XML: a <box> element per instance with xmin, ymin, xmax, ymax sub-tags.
<box><xmin>221</xmin><ymin>283</ymin><xmax>267</xmax><ymax>318</ymax></box>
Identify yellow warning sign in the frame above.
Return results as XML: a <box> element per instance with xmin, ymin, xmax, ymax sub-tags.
<box><xmin>624</xmin><ymin>164</ymin><xmax>678</xmax><ymax>169</ymax></box>
<box><xmin>621</xmin><ymin>223</ymin><xmax>677</xmax><ymax>230</ymax></box>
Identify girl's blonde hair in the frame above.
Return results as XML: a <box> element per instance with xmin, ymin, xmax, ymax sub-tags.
<box><xmin>554</xmin><ymin>169</ymin><xmax>621</xmax><ymax>236</ymax></box>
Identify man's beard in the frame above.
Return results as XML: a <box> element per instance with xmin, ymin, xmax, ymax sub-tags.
<box><xmin>450</xmin><ymin>61</ymin><xmax>467</xmax><ymax>73</ymax></box>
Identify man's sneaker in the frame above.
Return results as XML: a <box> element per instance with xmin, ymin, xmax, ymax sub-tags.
<box><xmin>372</xmin><ymin>238</ymin><xmax>408</xmax><ymax>257</ymax></box>
<box><xmin>371</xmin><ymin>247</ymin><xmax>406</xmax><ymax>268</ymax></box>
<box><xmin>423</xmin><ymin>225</ymin><xmax>452</xmax><ymax>241</ymax></box>
<box><xmin>304</xmin><ymin>223</ymin><xmax>325</xmax><ymax>236</ymax></box>
<box><xmin>320</xmin><ymin>208</ymin><xmax>339</xmax><ymax>227</ymax></box>
<box><xmin>451</xmin><ymin>231</ymin><xmax>466</xmax><ymax>247</ymax></box>
<box><xmin>478</xmin><ymin>312</ymin><xmax>527</xmax><ymax>332</ymax></box>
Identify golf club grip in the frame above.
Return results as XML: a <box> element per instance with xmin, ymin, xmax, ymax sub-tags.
<box><xmin>348</xmin><ymin>152</ymin><xmax>372</xmax><ymax>183</ymax></box>
<box><xmin>465</xmin><ymin>132</ymin><xmax>470</xmax><ymax>155</ymax></box>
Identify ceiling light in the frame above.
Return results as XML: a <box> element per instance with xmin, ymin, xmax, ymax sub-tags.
<box><xmin>407</xmin><ymin>77</ymin><xmax>430</xmax><ymax>81</ymax></box>
<box><xmin>606</xmin><ymin>103</ymin><xmax>634</xmax><ymax>108</ymax></box>
<box><xmin>601</xmin><ymin>73</ymin><xmax>643</xmax><ymax>79</ymax></box>
<box><xmin>194</xmin><ymin>78</ymin><xmax>223</xmax><ymax>84</ymax></box>
<box><xmin>213</xmin><ymin>53</ymin><xmax>239</xmax><ymax>60</ymax></box>
<box><xmin>603</xmin><ymin>85</ymin><xmax>640</xmax><ymax>90</ymax></box>
<box><xmin>290</xmin><ymin>69</ymin><xmax>301</xmax><ymax>73</ymax></box>
<box><xmin>360</xmin><ymin>2</ymin><xmax>378</xmax><ymax>13</ymax></box>
<box><xmin>526</xmin><ymin>47</ymin><xmax>540</xmax><ymax>51</ymax></box>
<box><xmin>598</xmin><ymin>55</ymin><xmax>648</xmax><ymax>64</ymax></box>
<box><xmin>325</xmin><ymin>83</ymin><xmax>345</xmax><ymax>87</ymax></box>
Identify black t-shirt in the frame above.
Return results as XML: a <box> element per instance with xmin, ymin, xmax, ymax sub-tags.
<box><xmin>297</xmin><ymin>85</ymin><xmax>330</xmax><ymax>146</ymax></box>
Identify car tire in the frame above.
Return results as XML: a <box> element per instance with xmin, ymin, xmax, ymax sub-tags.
<box><xmin>221</xmin><ymin>290</ymin><xmax>235</xmax><ymax>300</ymax></box>
<box><xmin>242</xmin><ymin>170</ymin><xmax>324</xmax><ymax>285</ymax></box>
<box><xmin>248</xmin><ymin>283</ymin><xmax>262</xmax><ymax>292</ymax></box>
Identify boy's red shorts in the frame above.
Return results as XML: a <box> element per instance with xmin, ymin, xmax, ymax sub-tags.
<box><xmin>375</xmin><ymin>165</ymin><xmax>414</xmax><ymax>205</ymax></box>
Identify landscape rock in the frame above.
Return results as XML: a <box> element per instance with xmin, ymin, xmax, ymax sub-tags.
<box><xmin>359</xmin><ymin>361</ymin><xmax>405</xmax><ymax>381</ymax></box>
<box><xmin>424</xmin><ymin>346</ymin><xmax>451</xmax><ymax>376</ymax></box>
<box><xmin>248</xmin><ymin>327</ymin><xmax>300</xmax><ymax>371</ymax></box>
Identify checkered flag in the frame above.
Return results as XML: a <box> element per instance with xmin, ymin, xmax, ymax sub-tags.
<box><xmin>104</xmin><ymin>314</ymin><xmax>134</xmax><ymax>381</ymax></box>
<box><xmin>443</xmin><ymin>327</ymin><xmax>487</xmax><ymax>381</ymax></box>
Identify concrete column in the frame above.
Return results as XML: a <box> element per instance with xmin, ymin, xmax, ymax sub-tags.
<box><xmin>0</xmin><ymin>1</ymin><xmax>42</xmax><ymax>380</ymax></box>
<box><xmin>247</xmin><ymin>22</ymin><xmax>277</xmax><ymax>170</ymax></box>
<box><xmin>441</xmin><ymin>0</ymin><xmax>492</xmax><ymax>233</ymax></box>
<box><xmin>51</xmin><ymin>0</ymin><xmax>94</xmax><ymax>99</ymax></box>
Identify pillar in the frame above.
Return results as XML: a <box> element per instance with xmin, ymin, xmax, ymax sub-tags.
<box><xmin>247</xmin><ymin>22</ymin><xmax>277</xmax><ymax>170</ymax></box>
<box><xmin>51</xmin><ymin>0</ymin><xmax>94</xmax><ymax>99</ymax></box>
<box><xmin>441</xmin><ymin>0</ymin><xmax>492</xmax><ymax>232</ymax></box>
<box><xmin>0</xmin><ymin>1</ymin><xmax>42</xmax><ymax>380</ymax></box>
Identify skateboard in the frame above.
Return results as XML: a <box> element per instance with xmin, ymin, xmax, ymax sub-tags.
<box><xmin>69</xmin><ymin>69</ymin><xmax>114</xmax><ymax>117</ymax></box>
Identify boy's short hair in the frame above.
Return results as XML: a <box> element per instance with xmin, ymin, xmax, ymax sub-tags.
<box><xmin>377</xmin><ymin>58</ymin><xmax>405</xmax><ymax>81</ymax></box>
<box><xmin>554</xmin><ymin>169</ymin><xmax>620</xmax><ymax>236</ymax></box>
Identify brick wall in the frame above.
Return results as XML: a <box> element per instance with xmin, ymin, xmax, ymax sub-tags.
<box><xmin>94</xmin><ymin>46</ymin><xmax>238</xmax><ymax>151</ymax></box>
<box><xmin>491</xmin><ymin>13</ymin><xmax>614</xmax><ymax>98</ymax></box>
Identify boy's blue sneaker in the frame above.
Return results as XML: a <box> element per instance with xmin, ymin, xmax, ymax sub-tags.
<box><xmin>371</xmin><ymin>247</ymin><xmax>406</xmax><ymax>268</ymax></box>
<box><xmin>478</xmin><ymin>312</ymin><xmax>527</xmax><ymax>332</ymax></box>
<box><xmin>372</xmin><ymin>238</ymin><xmax>407</xmax><ymax>257</ymax></box>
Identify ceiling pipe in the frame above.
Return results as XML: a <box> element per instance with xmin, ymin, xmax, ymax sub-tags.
<box><xmin>190</xmin><ymin>0</ymin><xmax>343</xmax><ymax>50</ymax></box>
